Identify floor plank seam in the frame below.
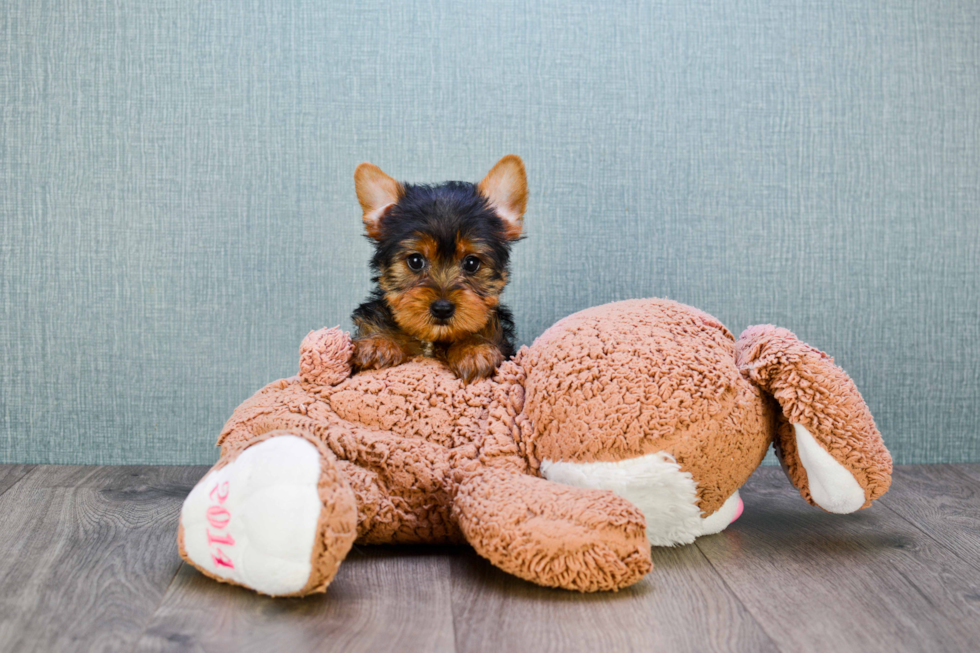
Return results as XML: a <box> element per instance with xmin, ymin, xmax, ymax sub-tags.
<box><xmin>875</xmin><ymin>498</ymin><xmax>980</xmax><ymax>576</ymax></box>
<box><xmin>127</xmin><ymin>560</ymin><xmax>189</xmax><ymax>653</ymax></box>
<box><xmin>449</xmin><ymin>558</ymin><xmax>461</xmax><ymax>653</ymax></box>
<box><xmin>945</xmin><ymin>464</ymin><xmax>980</xmax><ymax>489</ymax></box>
<box><xmin>690</xmin><ymin>540</ymin><xmax>786</xmax><ymax>653</ymax></box>
<box><xmin>0</xmin><ymin>465</ymin><xmax>37</xmax><ymax>499</ymax></box>
<box><xmin>84</xmin><ymin>469</ymin><xmax>188</xmax><ymax>653</ymax></box>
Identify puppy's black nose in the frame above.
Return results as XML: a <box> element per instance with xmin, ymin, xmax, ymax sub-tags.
<box><xmin>429</xmin><ymin>299</ymin><xmax>456</xmax><ymax>320</ymax></box>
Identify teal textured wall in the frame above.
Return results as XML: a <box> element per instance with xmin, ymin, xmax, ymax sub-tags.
<box><xmin>2</xmin><ymin>0</ymin><xmax>978</xmax><ymax>464</ymax></box>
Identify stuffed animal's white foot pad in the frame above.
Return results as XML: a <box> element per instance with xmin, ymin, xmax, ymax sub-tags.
<box><xmin>180</xmin><ymin>435</ymin><xmax>324</xmax><ymax>595</ymax></box>
<box><xmin>699</xmin><ymin>490</ymin><xmax>743</xmax><ymax>536</ymax></box>
<box><xmin>793</xmin><ymin>423</ymin><xmax>866</xmax><ymax>514</ymax></box>
<box><xmin>540</xmin><ymin>452</ymin><xmax>745</xmax><ymax>546</ymax></box>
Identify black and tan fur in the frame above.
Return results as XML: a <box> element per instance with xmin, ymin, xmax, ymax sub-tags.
<box><xmin>350</xmin><ymin>156</ymin><xmax>527</xmax><ymax>382</ymax></box>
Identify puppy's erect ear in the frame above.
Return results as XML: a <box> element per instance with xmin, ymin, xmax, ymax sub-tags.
<box><xmin>355</xmin><ymin>163</ymin><xmax>404</xmax><ymax>240</ymax></box>
<box><xmin>478</xmin><ymin>155</ymin><xmax>527</xmax><ymax>240</ymax></box>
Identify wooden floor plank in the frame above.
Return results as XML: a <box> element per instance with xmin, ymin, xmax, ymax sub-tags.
<box><xmin>14</xmin><ymin>464</ymin><xmax>192</xmax><ymax>490</ymax></box>
<box><xmin>2</xmin><ymin>463</ymin><xmax>979</xmax><ymax>653</ymax></box>
<box><xmin>951</xmin><ymin>463</ymin><xmax>980</xmax><ymax>485</ymax></box>
<box><xmin>0</xmin><ymin>464</ymin><xmax>35</xmax><ymax>497</ymax></box>
<box><xmin>451</xmin><ymin>544</ymin><xmax>778</xmax><ymax>653</ymax></box>
<box><xmin>877</xmin><ymin>465</ymin><xmax>980</xmax><ymax>574</ymax></box>
<box><xmin>696</xmin><ymin>467</ymin><xmax>980</xmax><ymax>653</ymax></box>
<box><xmin>134</xmin><ymin>545</ymin><xmax>456</xmax><ymax>653</ymax></box>
<box><xmin>0</xmin><ymin>465</ymin><xmax>207</xmax><ymax>653</ymax></box>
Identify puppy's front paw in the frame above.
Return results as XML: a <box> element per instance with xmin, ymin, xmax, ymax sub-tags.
<box><xmin>446</xmin><ymin>340</ymin><xmax>504</xmax><ymax>383</ymax></box>
<box><xmin>351</xmin><ymin>335</ymin><xmax>410</xmax><ymax>371</ymax></box>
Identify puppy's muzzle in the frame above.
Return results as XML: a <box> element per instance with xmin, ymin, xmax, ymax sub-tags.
<box><xmin>429</xmin><ymin>299</ymin><xmax>456</xmax><ymax>321</ymax></box>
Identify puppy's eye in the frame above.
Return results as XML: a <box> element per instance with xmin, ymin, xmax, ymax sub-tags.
<box><xmin>461</xmin><ymin>255</ymin><xmax>482</xmax><ymax>274</ymax></box>
<box><xmin>406</xmin><ymin>254</ymin><xmax>426</xmax><ymax>271</ymax></box>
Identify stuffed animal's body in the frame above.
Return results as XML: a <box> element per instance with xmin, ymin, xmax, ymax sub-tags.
<box><xmin>178</xmin><ymin>298</ymin><xmax>891</xmax><ymax>595</ymax></box>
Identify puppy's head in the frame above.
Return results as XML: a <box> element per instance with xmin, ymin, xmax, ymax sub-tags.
<box><xmin>354</xmin><ymin>155</ymin><xmax>526</xmax><ymax>343</ymax></box>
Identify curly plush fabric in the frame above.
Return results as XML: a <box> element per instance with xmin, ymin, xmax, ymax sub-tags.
<box><xmin>735</xmin><ymin>325</ymin><xmax>893</xmax><ymax>508</ymax></box>
<box><xmin>179</xmin><ymin>298</ymin><xmax>892</xmax><ymax>595</ymax></box>
<box><xmin>454</xmin><ymin>468</ymin><xmax>652</xmax><ymax>591</ymax></box>
<box><xmin>519</xmin><ymin>299</ymin><xmax>774</xmax><ymax>515</ymax></box>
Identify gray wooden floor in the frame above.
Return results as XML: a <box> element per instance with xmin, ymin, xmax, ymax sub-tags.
<box><xmin>0</xmin><ymin>464</ymin><xmax>978</xmax><ymax>653</ymax></box>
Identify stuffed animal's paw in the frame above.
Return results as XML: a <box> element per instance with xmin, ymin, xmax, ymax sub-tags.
<box><xmin>454</xmin><ymin>468</ymin><xmax>652</xmax><ymax>591</ymax></box>
<box><xmin>300</xmin><ymin>327</ymin><xmax>352</xmax><ymax>385</ymax></box>
<box><xmin>178</xmin><ymin>433</ymin><xmax>357</xmax><ymax>596</ymax></box>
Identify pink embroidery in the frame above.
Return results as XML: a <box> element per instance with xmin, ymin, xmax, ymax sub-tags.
<box><xmin>205</xmin><ymin>481</ymin><xmax>235</xmax><ymax>570</ymax></box>
<box><xmin>209</xmin><ymin>481</ymin><xmax>230</xmax><ymax>504</ymax></box>
<box><xmin>206</xmin><ymin>529</ymin><xmax>236</xmax><ymax>546</ymax></box>
<box><xmin>211</xmin><ymin>549</ymin><xmax>235</xmax><ymax>569</ymax></box>
<box><xmin>206</xmin><ymin>506</ymin><xmax>231</xmax><ymax>529</ymax></box>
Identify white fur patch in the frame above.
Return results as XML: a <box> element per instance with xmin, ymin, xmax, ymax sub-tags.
<box><xmin>793</xmin><ymin>423</ymin><xmax>866</xmax><ymax>514</ymax></box>
<box><xmin>181</xmin><ymin>436</ymin><xmax>323</xmax><ymax>595</ymax></box>
<box><xmin>540</xmin><ymin>452</ymin><xmax>739</xmax><ymax>546</ymax></box>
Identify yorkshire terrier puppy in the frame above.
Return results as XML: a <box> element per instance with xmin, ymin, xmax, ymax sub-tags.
<box><xmin>350</xmin><ymin>155</ymin><xmax>527</xmax><ymax>382</ymax></box>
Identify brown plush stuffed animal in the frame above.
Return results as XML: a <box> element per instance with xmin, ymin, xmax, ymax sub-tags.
<box><xmin>178</xmin><ymin>298</ymin><xmax>892</xmax><ymax>595</ymax></box>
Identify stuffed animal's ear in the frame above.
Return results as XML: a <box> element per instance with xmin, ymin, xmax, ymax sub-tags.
<box><xmin>354</xmin><ymin>163</ymin><xmax>403</xmax><ymax>240</ymax></box>
<box><xmin>478</xmin><ymin>155</ymin><xmax>527</xmax><ymax>240</ymax></box>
